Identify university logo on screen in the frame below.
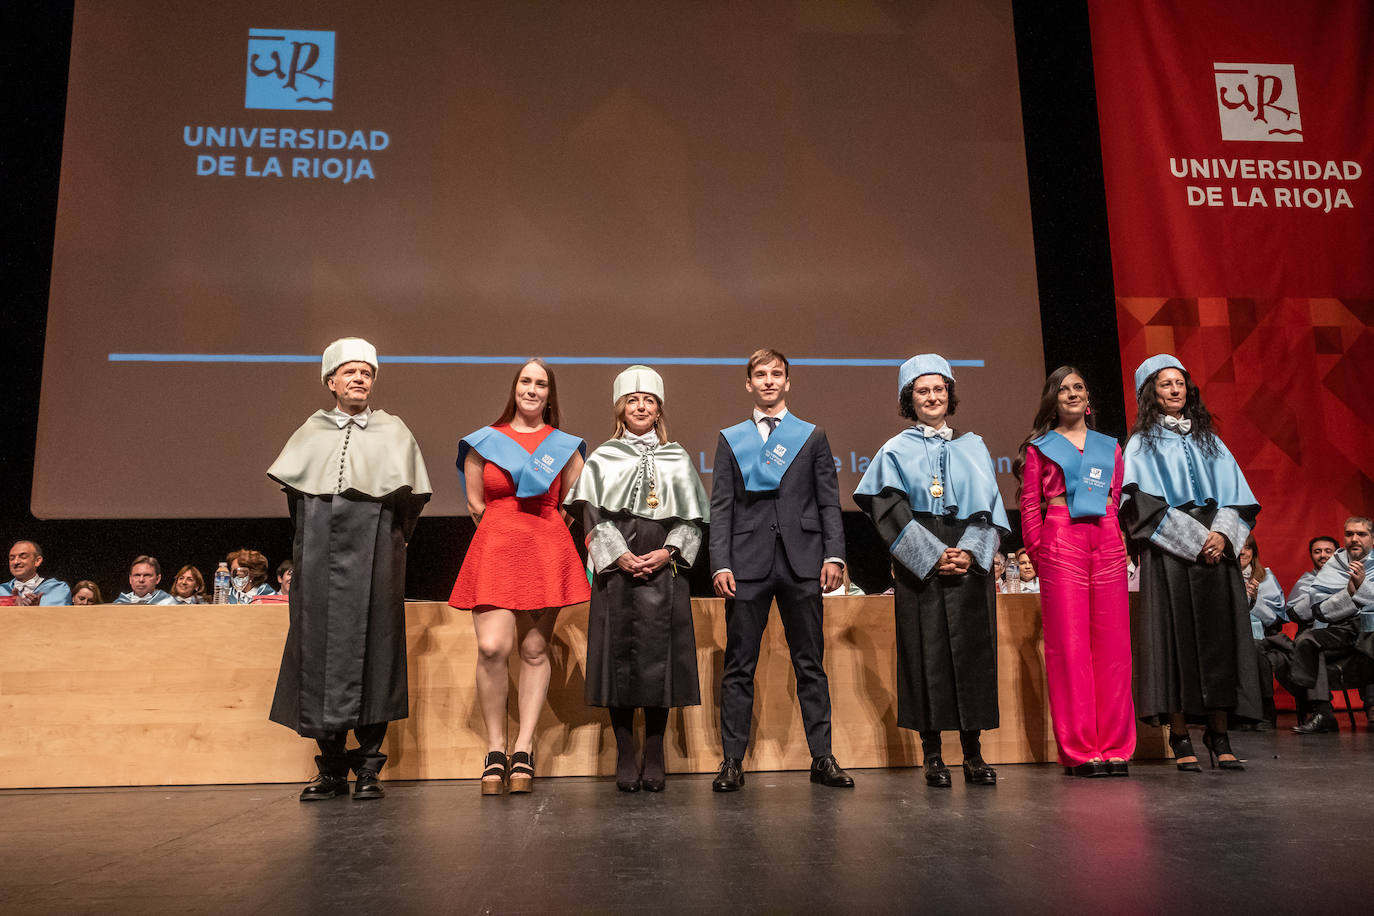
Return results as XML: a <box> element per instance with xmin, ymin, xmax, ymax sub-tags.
<box><xmin>246</xmin><ymin>29</ymin><xmax>335</xmax><ymax>111</ymax></box>
<box><xmin>183</xmin><ymin>28</ymin><xmax>389</xmax><ymax>184</ymax></box>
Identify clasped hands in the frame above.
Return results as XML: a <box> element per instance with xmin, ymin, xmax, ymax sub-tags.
<box><xmin>1198</xmin><ymin>531</ymin><xmax>1226</xmax><ymax>565</ymax></box>
<box><xmin>616</xmin><ymin>548</ymin><xmax>672</xmax><ymax>580</ymax></box>
<box><xmin>936</xmin><ymin>548</ymin><xmax>972</xmax><ymax>576</ymax></box>
<box><xmin>1349</xmin><ymin>558</ymin><xmax>1366</xmax><ymax>595</ymax></box>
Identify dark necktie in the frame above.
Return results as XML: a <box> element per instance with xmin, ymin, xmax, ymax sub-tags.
<box><xmin>762</xmin><ymin>416</ymin><xmax>780</xmax><ymax>434</ymax></box>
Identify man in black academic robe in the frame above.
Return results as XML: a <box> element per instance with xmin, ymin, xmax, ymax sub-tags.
<box><xmin>267</xmin><ymin>337</ymin><xmax>431</xmax><ymax>800</ymax></box>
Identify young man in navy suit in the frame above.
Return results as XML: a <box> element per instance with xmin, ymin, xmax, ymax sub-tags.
<box><xmin>709</xmin><ymin>348</ymin><xmax>853</xmax><ymax>790</ymax></box>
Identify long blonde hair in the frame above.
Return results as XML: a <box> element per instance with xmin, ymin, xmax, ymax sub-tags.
<box><xmin>611</xmin><ymin>393</ymin><xmax>668</xmax><ymax>444</ymax></box>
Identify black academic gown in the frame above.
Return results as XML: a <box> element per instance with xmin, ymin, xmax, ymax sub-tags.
<box><xmin>1121</xmin><ymin>494</ymin><xmax>1262</xmax><ymax>725</ymax></box>
<box><xmin>865</xmin><ymin>493</ymin><xmax>1000</xmax><ymax>733</ymax></box>
<box><xmin>269</xmin><ymin>487</ymin><xmax>426</xmax><ymax>738</ymax></box>
<box><xmin>580</xmin><ymin>508</ymin><xmax>701</xmax><ymax>709</ymax></box>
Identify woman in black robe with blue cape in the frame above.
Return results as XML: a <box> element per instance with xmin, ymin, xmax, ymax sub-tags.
<box><xmin>1122</xmin><ymin>354</ymin><xmax>1261</xmax><ymax>772</ymax></box>
<box><xmin>855</xmin><ymin>354</ymin><xmax>1009</xmax><ymax>787</ymax></box>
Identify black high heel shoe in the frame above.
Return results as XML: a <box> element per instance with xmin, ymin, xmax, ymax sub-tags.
<box><xmin>1202</xmin><ymin>730</ymin><xmax>1245</xmax><ymax>770</ymax></box>
<box><xmin>1168</xmin><ymin>731</ymin><xmax>1202</xmax><ymax>772</ymax></box>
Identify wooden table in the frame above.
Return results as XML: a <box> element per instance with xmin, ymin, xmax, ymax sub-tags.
<box><xmin>0</xmin><ymin>596</ymin><xmax>1165</xmax><ymax>788</ymax></box>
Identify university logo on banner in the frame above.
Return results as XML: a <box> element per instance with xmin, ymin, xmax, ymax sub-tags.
<box><xmin>1213</xmin><ymin>63</ymin><xmax>1302</xmax><ymax>142</ymax></box>
<box><xmin>246</xmin><ymin>29</ymin><xmax>335</xmax><ymax>111</ymax></box>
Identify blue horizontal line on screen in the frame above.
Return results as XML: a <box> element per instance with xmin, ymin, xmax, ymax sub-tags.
<box><xmin>107</xmin><ymin>354</ymin><xmax>985</xmax><ymax>368</ymax></box>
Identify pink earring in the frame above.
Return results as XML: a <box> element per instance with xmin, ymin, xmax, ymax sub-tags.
<box><xmin>1085</xmin><ymin>404</ymin><xmax>1092</xmax><ymax>415</ymax></box>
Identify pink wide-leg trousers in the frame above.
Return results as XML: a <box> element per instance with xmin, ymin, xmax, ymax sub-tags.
<box><xmin>1038</xmin><ymin>506</ymin><xmax>1135</xmax><ymax>765</ymax></box>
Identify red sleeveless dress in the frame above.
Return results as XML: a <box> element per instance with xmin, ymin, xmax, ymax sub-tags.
<box><xmin>448</xmin><ymin>425</ymin><xmax>591</xmax><ymax>611</ymax></box>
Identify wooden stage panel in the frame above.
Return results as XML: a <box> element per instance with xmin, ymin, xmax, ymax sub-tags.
<box><xmin>0</xmin><ymin>596</ymin><xmax>1165</xmax><ymax>788</ymax></box>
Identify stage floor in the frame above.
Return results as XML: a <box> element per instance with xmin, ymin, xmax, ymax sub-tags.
<box><xmin>7</xmin><ymin>720</ymin><xmax>1373</xmax><ymax>914</ymax></box>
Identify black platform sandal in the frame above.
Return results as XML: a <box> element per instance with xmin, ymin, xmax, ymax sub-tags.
<box><xmin>509</xmin><ymin>750</ymin><xmax>536</xmax><ymax>793</ymax></box>
<box><xmin>481</xmin><ymin>751</ymin><xmax>508</xmax><ymax>796</ymax></box>
<box><xmin>1202</xmin><ymin>730</ymin><xmax>1245</xmax><ymax>770</ymax></box>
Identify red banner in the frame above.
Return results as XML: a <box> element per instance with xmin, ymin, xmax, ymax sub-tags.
<box><xmin>1089</xmin><ymin>0</ymin><xmax>1374</xmax><ymax>585</ymax></box>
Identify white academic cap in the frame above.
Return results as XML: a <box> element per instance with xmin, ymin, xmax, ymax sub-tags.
<box><xmin>612</xmin><ymin>365</ymin><xmax>665</xmax><ymax>403</ymax></box>
<box><xmin>1133</xmin><ymin>353</ymin><xmax>1185</xmax><ymax>394</ymax></box>
<box><xmin>898</xmin><ymin>353</ymin><xmax>953</xmax><ymax>394</ymax></box>
<box><xmin>321</xmin><ymin>337</ymin><xmax>379</xmax><ymax>383</ymax></box>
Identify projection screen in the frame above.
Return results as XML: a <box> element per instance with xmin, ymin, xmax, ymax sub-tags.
<box><xmin>36</xmin><ymin>0</ymin><xmax>1043</xmax><ymax>518</ymax></box>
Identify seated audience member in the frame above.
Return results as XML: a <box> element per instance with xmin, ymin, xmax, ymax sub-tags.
<box><xmin>1</xmin><ymin>540</ymin><xmax>72</xmax><ymax>606</ymax></box>
<box><xmin>1279</xmin><ymin>535</ymin><xmax>1339</xmax><ymax>726</ymax></box>
<box><xmin>1357</xmin><ymin>604</ymin><xmax>1374</xmax><ymax>724</ymax></box>
<box><xmin>1288</xmin><ymin>519</ymin><xmax>1373</xmax><ymax>733</ymax></box>
<box><xmin>249</xmin><ymin>560</ymin><xmax>293</xmax><ymax>604</ymax></box>
<box><xmin>169</xmin><ymin>565</ymin><xmax>207</xmax><ymax>604</ymax></box>
<box><xmin>113</xmin><ymin>556</ymin><xmax>175</xmax><ymax>605</ymax></box>
<box><xmin>276</xmin><ymin>560</ymin><xmax>293</xmax><ymax>597</ymax></box>
<box><xmin>226</xmin><ymin>549</ymin><xmax>276</xmax><ymax>604</ymax></box>
<box><xmin>1241</xmin><ymin>535</ymin><xmax>1288</xmax><ymax>728</ymax></box>
<box><xmin>1015</xmin><ymin>547</ymin><xmax>1040</xmax><ymax>594</ymax></box>
<box><xmin>70</xmin><ymin>580</ymin><xmax>104</xmax><ymax>605</ymax></box>
<box><xmin>993</xmin><ymin>552</ymin><xmax>1007</xmax><ymax>593</ymax></box>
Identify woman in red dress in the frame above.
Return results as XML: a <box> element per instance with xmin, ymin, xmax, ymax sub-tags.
<box><xmin>450</xmin><ymin>358</ymin><xmax>589</xmax><ymax>795</ymax></box>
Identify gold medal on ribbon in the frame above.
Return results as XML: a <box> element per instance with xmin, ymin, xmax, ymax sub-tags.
<box><xmin>929</xmin><ymin>478</ymin><xmax>944</xmax><ymax>499</ymax></box>
<box><xmin>647</xmin><ymin>490</ymin><xmax>660</xmax><ymax>509</ymax></box>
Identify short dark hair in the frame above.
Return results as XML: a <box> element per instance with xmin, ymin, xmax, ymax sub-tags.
<box><xmin>1309</xmin><ymin>535</ymin><xmax>1338</xmax><ymax>552</ymax></box>
<box><xmin>9</xmin><ymin>539</ymin><xmax>43</xmax><ymax>559</ymax></box>
<box><xmin>746</xmin><ymin>348</ymin><xmax>789</xmax><ymax>377</ymax></box>
<box><xmin>130</xmin><ymin>555</ymin><xmax>162</xmax><ymax>576</ymax></box>
<box><xmin>898</xmin><ymin>377</ymin><xmax>959</xmax><ymax>421</ymax></box>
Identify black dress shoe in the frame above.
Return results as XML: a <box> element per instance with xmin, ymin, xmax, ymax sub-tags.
<box><xmin>923</xmin><ymin>755</ymin><xmax>951</xmax><ymax>788</ymax></box>
<box><xmin>810</xmin><ymin>755</ymin><xmax>855</xmax><ymax>788</ymax></box>
<box><xmin>712</xmin><ymin>758</ymin><xmax>744</xmax><ymax>792</ymax></box>
<box><xmin>1107</xmin><ymin>759</ymin><xmax>1130</xmax><ymax>777</ymax></box>
<box><xmin>1292</xmin><ymin>712</ymin><xmax>1339</xmax><ymax>734</ymax></box>
<box><xmin>352</xmin><ymin>770</ymin><xmax>385</xmax><ymax>800</ymax></box>
<box><xmin>1064</xmin><ymin>761</ymin><xmax>1110</xmax><ymax>778</ymax></box>
<box><xmin>962</xmin><ymin>756</ymin><xmax>997</xmax><ymax>785</ymax></box>
<box><xmin>299</xmin><ymin>773</ymin><xmax>349</xmax><ymax>801</ymax></box>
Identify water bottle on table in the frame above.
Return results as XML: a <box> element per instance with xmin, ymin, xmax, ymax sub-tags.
<box><xmin>213</xmin><ymin>562</ymin><xmax>231</xmax><ymax>604</ymax></box>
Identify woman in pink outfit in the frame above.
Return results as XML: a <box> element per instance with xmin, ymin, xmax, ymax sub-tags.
<box><xmin>1015</xmin><ymin>367</ymin><xmax>1135</xmax><ymax>777</ymax></box>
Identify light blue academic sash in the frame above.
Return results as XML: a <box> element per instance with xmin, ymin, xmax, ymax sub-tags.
<box><xmin>1031</xmin><ymin>429</ymin><xmax>1116</xmax><ymax>518</ymax></box>
<box><xmin>458</xmin><ymin>426</ymin><xmax>586</xmax><ymax>498</ymax></box>
<box><xmin>721</xmin><ymin>413</ymin><xmax>816</xmax><ymax>493</ymax></box>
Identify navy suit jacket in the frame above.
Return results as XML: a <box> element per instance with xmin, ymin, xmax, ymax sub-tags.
<box><xmin>709</xmin><ymin>423</ymin><xmax>845</xmax><ymax>581</ymax></box>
